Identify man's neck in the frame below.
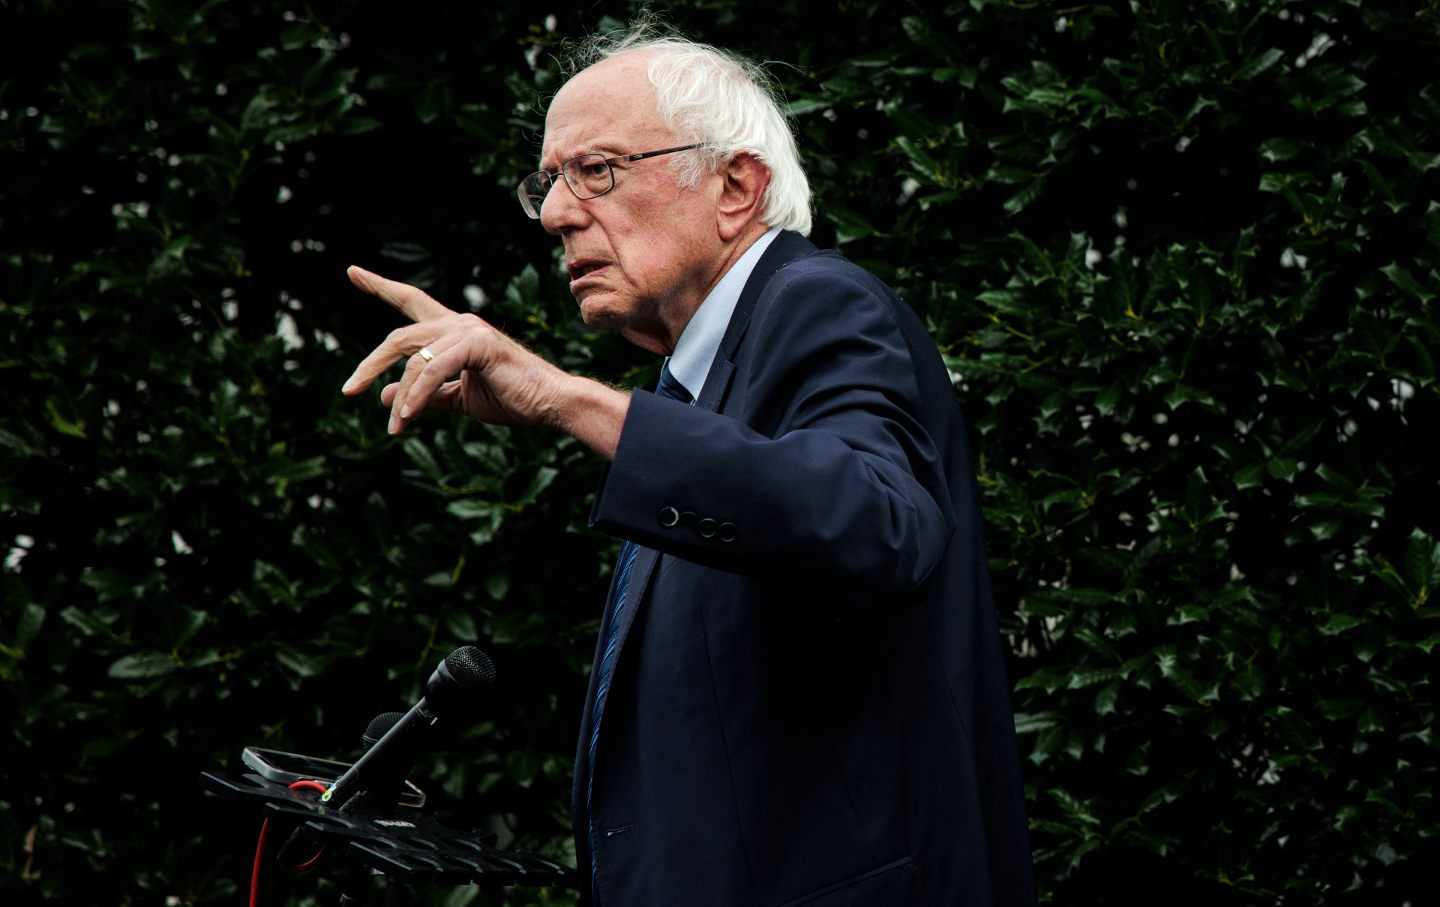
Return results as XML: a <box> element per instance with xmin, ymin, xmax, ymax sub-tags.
<box><xmin>664</xmin><ymin>225</ymin><xmax>783</xmax><ymax>399</ymax></box>
<box><xmin>663</xmin><ymin>221</ymin><xmax>773</xmax><ymax>354</ymax></box>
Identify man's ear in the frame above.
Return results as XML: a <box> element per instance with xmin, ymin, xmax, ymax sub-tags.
<box><xmin>715</xmin><ymin>152</ymin><xmax>771</xmax><ymax>241</ymax></box>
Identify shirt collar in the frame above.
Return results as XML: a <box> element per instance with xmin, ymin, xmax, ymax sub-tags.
<box><xmin>665</xmin><ymin>226</ymin><xmax>782</xmax><ymax>400</ymax></box>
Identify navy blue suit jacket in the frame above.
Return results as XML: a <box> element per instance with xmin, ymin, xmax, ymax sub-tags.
<box><xmin>576</xmin><ymin>231</ymin><xmax>1036</xmax><ymax>906</ymax></box>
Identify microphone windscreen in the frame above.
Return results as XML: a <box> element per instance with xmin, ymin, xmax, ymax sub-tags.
<box><xmin>362</xmin><ymin>711</ymin><xmax>405</xmax><ymax>751</ymax></box>
<box><xmin>445</xmin><ymin>646</ymin><xmax>498</xmax><ymax>689</ymax></box>
<box><xmin>421</xmin><ymin>646</ymin><xmax>497</xmax><ymax>716</ymax></box>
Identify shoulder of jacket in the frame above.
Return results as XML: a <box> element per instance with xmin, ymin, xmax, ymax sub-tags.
<box><xmin>764</xmin><ymin>250</ymin><xmax>901</xmax><ymax>316</ymax></box>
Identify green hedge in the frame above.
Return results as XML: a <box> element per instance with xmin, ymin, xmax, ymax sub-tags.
<box><xmin>2</xmin><ymin>1</ymin><xmax>1436</xmax><ymax>904</ymax></box>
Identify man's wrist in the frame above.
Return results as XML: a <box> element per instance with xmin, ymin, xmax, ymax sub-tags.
<box><xmin>550</xmin><ymin>374</ymin><xmax>629</xmax><ymax>461</ymax></box>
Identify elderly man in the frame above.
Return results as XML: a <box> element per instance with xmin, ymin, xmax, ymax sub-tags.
<box><xmin>343</xmin><ymin>27</ymin><xmax>1035</xmax><ymax>907</ymax></box>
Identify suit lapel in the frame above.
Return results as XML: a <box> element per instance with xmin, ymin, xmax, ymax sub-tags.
<box><xmin>610</xmin><ymin>545</ymin><xmax>661</xmax><ymax>656</ymax></box>
<box><xmin>695</xmin><ymin>230</ymin><xmax>819</xmax><ymax>412</ymax></box>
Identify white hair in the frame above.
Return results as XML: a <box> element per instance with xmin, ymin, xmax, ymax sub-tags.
<box><xmin>565</xmin><ymin>27</ymin><xmax>813</xmax><ymax>236</ymax></box>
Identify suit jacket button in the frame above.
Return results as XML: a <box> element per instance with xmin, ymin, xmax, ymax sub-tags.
<box><xmin>680</xmin><ymin>510</ymin><xmax>697</xmax><ymax>527</ymax></box>
<box><xmin>697</xmin><ymin>518</ymin><xmax>717</xmax><ymax>538</ymax></box>
<box><xmin>658</xmin><ymin>506</ymin><xmax>680</xmax><ymax>528</ymax></box>
<box><xmin>718</xmin><ymin>522</ymin><xmax>737</xmax><ymax>542</ymax></box>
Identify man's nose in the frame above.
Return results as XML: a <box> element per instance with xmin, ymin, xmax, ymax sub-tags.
<box><xmin>540</xmin><ymin>180</ymin><xmax>588</xmax><ymax>234</ymax></box>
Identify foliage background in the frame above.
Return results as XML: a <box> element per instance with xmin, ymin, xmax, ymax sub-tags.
<box><xmin>2</xmin><ymin>0</ymin><xmax>1437</xmax><ymax>904</ymax></box>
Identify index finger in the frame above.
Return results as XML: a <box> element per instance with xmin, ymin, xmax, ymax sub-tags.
<box><xmin>347</xmin><ymin>265</ymin><xmax>453</xmax><ymax>323</ymax></box>
<box><xmin>340</xmin><ymin>324</ymin><xmax>430</xmax><ymax>396</ymax></box>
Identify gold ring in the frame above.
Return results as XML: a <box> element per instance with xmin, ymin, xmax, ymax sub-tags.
<box><xmin>418</xmin><ymin>347</ymin><xmax>435</xmax><ymax>362</ymax></box>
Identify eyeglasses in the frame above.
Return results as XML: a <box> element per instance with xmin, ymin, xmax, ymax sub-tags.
<box><xmin>516</xmin><ymin>144</ymin><xmax>705</xmax><ymax>219</ymax></box>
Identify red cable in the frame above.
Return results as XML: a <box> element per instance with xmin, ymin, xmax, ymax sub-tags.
<box><xmin>249</xmin><ymin>779</ymin><xmax>331</xmax><ymax>907</ymax></box>
<box><xmin>249</xmin><ymin>817</ymin><xmax>269</xmax><ymax>907</ymax></box>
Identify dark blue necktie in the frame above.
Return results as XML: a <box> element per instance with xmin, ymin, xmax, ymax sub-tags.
<box><xmin>652</xmin><ymin>360</ymin><xmax>693</xmax><ymax>406</ymax></box>
<box><xmin>587</xmin><ymin>361</ymin><xmax>691</xmax><ymax>893</ymax></box>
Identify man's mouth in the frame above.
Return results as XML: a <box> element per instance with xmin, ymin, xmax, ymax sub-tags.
<box><xmin>567</xmin><ymin>259</ymin><xmax>607</xmax><ymax>281</ymax></box>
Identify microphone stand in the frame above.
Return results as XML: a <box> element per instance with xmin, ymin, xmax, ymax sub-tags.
<box><xmin>197</xmin><ymin>766</ymin><xmax>572</xmax><ymax>905</ymax></box>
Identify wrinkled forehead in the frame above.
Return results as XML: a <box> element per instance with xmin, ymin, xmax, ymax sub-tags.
<box><xmin>540</xmin><ymin>53</ymin><xmax>667</xmax><ymax>167</ymax></box>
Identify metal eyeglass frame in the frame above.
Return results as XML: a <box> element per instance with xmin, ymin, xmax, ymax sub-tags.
<box><xmin>516</xmin><ymin>143</ymin><xmax>706</xmax><ymax>219</ymax></box>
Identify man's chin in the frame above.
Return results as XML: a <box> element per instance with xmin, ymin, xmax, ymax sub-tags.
<box><xmin>577</xmin><ymin>297</ymin><xmax>626</xmax><ymax>332</ymax></box>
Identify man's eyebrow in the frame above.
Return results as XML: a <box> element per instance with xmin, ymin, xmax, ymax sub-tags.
<box><xmin>542</xmin><ymin>142</ymin><xmax>627</xmax><ymax>169</ymax></box>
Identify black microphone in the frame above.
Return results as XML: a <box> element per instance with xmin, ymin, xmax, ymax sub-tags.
<box><xmin>320</xmin><ymin>646</ymin><xmax>496</xmax><ymax>813</ymax></box>
<box><xmin>358</xmin><ymin>709</ymin><xmax>407</xmax><ymax>811</ymax></box>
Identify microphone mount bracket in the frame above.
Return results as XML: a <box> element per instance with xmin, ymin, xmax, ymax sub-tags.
<box><xmin>198</xmin><ymin>769</ymin><xmax>573</xmax><ymax>890</ymax></box>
